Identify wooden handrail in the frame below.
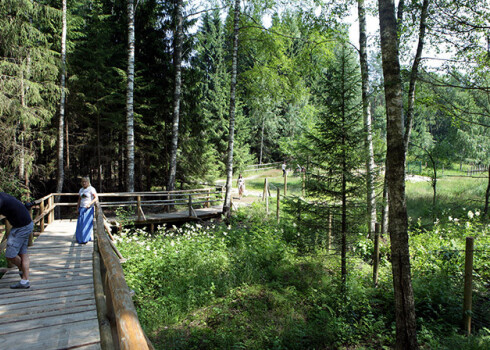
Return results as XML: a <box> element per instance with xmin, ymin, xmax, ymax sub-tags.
<box><xmin>95</xmin><ymin>204</ymin><xmax>153</xmax><ymax>349</ymax></box>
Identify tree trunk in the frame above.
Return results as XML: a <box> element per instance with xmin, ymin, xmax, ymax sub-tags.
<box><xmin>340</xmin><ymin>46</ymin><xmax>347</xmax><ymax>290</ymax></box>
<box><xmin>126</xmin><ymin>0</ymin><xmax>135</xmax><ymax>192</ymax></box>
<box><xmin>358</xmin><ymin>0</ymin><xmax>376</xmax><ymax>238</ymax></box>
<box><xmin>222</xmin><ymin>0</ymin><xmax>240</xmax><ymax>217</ymax></box>
<box><xmin>259</xmin><ymin>118</ymin><xmax>265</xmax><ymax>164</ymax></box>
<box><xmin>65</xmin><ymin>115</ymin><xmax>70</xmax><ymax>173</ymax></box>
<box><xmin>403</xmin><ymin>0</ymin><xmax>429</xmax><ymax>151</ymax></box>
<box><xmin>97</xmin><ymin>114</ymin><xmax>102</xmax><ymax>191</ymax></box>
<box><xmin>167</xmin><ymin>0</ymin><xmax>184</xmax><ymax>192</ymax></box>
<box><xmin>381</xmin><ymin>174</ymin><xmax>389</xmax><ymax>236</ymax></box>
<box><xmin>483</xmin><ymin>164</ymin><xmax>490</xmax><ymax>217</ymax></box>
<box><xmin>56</xmin><ymin>0</ymin><xmax>66</xmax><ymax>195</ymax></box>
<box><xmin>378</xmin><ymin>0</ymin><xmax>419</xmax><ymax>348</ymax></box>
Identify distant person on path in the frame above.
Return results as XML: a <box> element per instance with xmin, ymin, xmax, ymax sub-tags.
<box><xmin>75</xmin><ymin>177</ymin><xmax>98</xmax><ymax>244</ymax></box>
<box><xmin>282</xmin><ymin>161</ymin><xmax>287</xmax><ymax>177</ymax></box>
<box><xmin>0</xmin><ymin>192</ymin><xmax>34</xmax><ymax>289</ymax></box>
<box><xmin>237</xmin><ymin>174</ymin><xmax>245</xmax><ymax>200</ymax></box>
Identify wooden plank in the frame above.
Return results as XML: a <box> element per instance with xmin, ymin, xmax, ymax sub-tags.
<box><xmin>0</xmin><ymin>287</ymin><xmax>94</xmax><ymax>306</ymax></box>
<box><xmin>0</xmin><ymin>310</ymin><xmax>98</xmax><ymax>335</ymax></box>
<box><xmin>0</xmin><ymin>299</ymin><xmax>96</xmax><ymax>321</ymax></box>
<box><xmin>2</xmin><ymin>267</ymin><xmax>92</xmax><ymax>278</ymax></box>
<box><xmin>0</xmin><ymin>290</ymin><xmax>95</xmax><ymax>313</ymax></box>
<box><xmin>0</xmin><ymin>319</ymin><xmax>100</xmax><ymax>350</ymax></box>
<box><xmin>74</xmin><ymin>344</ymin><xmax>102</xmax><ymax>350</ymax></box>
<box><xmin>0</xmin><ymin>279</ymin><xmax>93</xmax><ymax>297</ymax></box>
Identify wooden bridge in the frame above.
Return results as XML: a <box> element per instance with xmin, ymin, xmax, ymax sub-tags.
<box><xmin>0</xmin><ymin>188</ymin><xmax>224</xmax><ymax>349</ymax></box>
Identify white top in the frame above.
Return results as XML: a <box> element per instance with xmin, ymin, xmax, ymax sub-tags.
<box><xmin>79</xmin><ymin>186</ymin><xmax>97</xmax><ymax>208</ymax></box>
<box><xmin>238</xmin><ymin>178</ymin><xmax>245</xmax><ymax>187</ymax></box>
<box><xmin>282</xmin><ymin>163</ymin><xmax>286</xmax><ymax>170</ymax></box>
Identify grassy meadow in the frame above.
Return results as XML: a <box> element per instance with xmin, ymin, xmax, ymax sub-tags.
<box><xmin>115</xmin><ymin>169</ymin><xmax>490</xmax><ymax>349</ymax></box>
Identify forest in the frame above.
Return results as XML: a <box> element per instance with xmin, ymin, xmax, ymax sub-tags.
<box><xmin>1</xmin><ymin>0</ymin><xmax>490</xmax><ymax>348</ymax></box>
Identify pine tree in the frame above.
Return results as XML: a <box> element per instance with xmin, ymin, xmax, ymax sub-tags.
<box><xmin>0</xmin><ymin>0</ymin><xmax>60</xmax><ymax>192</ymax></box>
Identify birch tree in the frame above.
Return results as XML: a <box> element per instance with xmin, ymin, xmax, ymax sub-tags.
<box><xmin>357</xmin><ymin>0</ymin><xmax>376</xmax><ymax>237</ymax></box>
<box><xmin>56</xmin><ymin>0</ymin><xmax>67</xmax><ymax>195</ymax></box>
<box><xmin>223</xmin><ymin>0</ymin><xmax>240</xmax><ymax>217</ymax></box>
<box><xmin>168</xmin><ymin>0</ymin><xmax>184</xmax><ymax>192</ymax></box>
<box><xmin>126</xmin><ymin>0</ymin><xmax>136</xmax><ymax>192</ymax></box>
<box><xmin>378</xmin><ymin>0</ymin><xmax>418</xmax><ymax>347</ymax></box>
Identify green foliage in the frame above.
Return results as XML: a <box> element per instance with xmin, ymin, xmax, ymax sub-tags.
<box><xmin>0</xmin><ymin>251</ymin><xmax>7</xmax><ymax>269</ymax></box>
<box><xmin>112</xmin><ymin>174</ymin><xmax>490</xmax><ymax>349</ymax></box>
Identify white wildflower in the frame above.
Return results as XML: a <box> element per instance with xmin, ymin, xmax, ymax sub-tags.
<box><xmin>448</xmin><ymin>216</ymin><xmax>453</xmax><ymax>221</ymax></box>
<box><xmin>468</xmin><ymin>211</ymin><xmax>474</xmax><ymax>219</ymax></box>
<box><xmin>475</xmin><ymin>211</ymin><xmax>480</xmax><ymax>217</ymax></box>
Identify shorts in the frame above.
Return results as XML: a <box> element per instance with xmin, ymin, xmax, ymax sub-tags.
<box><xmin>5</xmin><ymin>221</ymin><xmax>33</xmax><ymax>258</ymax></box>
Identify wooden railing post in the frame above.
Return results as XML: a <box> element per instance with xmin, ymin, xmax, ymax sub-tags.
<box><xmin>276</xmin><ymin>188</ymin><xmax>280</xmax><ymax>224</ymax></box>
<box><xmin>188</xmin><ymin>195</ymin><xmax>192</xmax><ymax>217</ymax></box>
<box><xmin>373</xmin><ymin>223</ymin><xmax>380</xmax><ymax>287</ymax></box>
<box><xmin>40</xmin><ymin>200</ymin><xmax>45</xmax><ymax>233</ymax></box>
<box><xmin>463</xmin><ymin>236</ymin><xmax>474</xmax><ymax>336</ymax></box>
<box><xmin>206</xmin><ymin>189</ymin><xmax>210</xmax><ymax>208</ymax></box>
<box><xmin>28</xmin><ymin>206</ymin><xmax>34</xmax><ymax>246</ymax></box>
<box><xmin>262</xmin><ymin>178</ymin><xmax>267</xmax><ymax>201</ymax></box>
<box><xmin>48</xmin><ymin>196</ymin><xmax>54</xmax><ymax>224</ymax></box>
<box><xmin>284</xmin><ymin>172</ymin><xmax>287</xmax><ymax>196</ymax></box>
<box><xmin>137</xmin><ymin>196</ymin><xmax>142</xmax><ymax>221</ymax></box>
<box><xmin>265</xmin><ymin>185</ymin><xmax>269</xmax><ymax>215</ymax></box>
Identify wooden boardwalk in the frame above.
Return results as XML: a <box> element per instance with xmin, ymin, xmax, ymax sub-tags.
<box><xmin>0</xmin><ymin>220</ymin><xmax>101</xmax><ymax>350</ymax></box>
<box><xmin>105</xmin><ymin>205</ymin><xmax>223</xmax><ymax>224</ymax></box>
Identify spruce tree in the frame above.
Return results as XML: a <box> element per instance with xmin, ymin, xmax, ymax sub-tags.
<box><xmin>307</xmin><ymin>43</ymin><xmax>365</xmax><ymax>288</ymax></box>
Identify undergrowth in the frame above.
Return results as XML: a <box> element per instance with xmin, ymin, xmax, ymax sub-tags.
<box><xmin>116</xmin><ymin>202</ymin><xmax>490</xmax><ymax>349</ymax></box>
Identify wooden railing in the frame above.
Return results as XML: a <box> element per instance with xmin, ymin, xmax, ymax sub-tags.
<box><xmin>243</xmin><ymin>161</ymin><xmax>282</xmax><ymax>172</ymax></box>
<box><xmin>94</xmin><ymin>204</ymin><xmax>153</xmax><ymax>349</ymax></box>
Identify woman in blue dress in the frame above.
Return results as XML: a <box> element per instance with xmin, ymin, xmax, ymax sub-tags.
<box><xmin>75</xmin><ymin>177</ymin><xmax>98</xmax><ymax>244</ymax></box>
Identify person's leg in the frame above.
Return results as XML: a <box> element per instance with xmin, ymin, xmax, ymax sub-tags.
<box><xmin>6</xmin><ymin>255</ymin><xmax>21</xmax><ymax>270</ymax></box>
<box><xmin>18</xmin><ymin>253</ymin><xmax>29</xmax><ymax>280</ymax></box>
<box><xmin>6</xmin><ymin>223</ymin><xmax>32</xmax><ymax>289</ymax></box>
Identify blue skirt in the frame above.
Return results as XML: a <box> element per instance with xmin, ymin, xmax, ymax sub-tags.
<box><xmin>75</xmin><ymin>207</ymin><xmax>94</xmax><ymax>244</ymax></box>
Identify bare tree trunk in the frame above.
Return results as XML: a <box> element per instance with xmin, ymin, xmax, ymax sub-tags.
<box><xmin>126</xmin><ymin>0</ymin><xmax>135</xmax><ymax>192</ymax></box>
<box><xmin>340</xmin><ymin>46</ymin><xmax>347</xmax><ymax>291</ymax></box>
<box><xmin>223</xmin><ymin>0</ymin><xmax>240</xmax><ymax>217</ymax></box>
<box><xmin>167</xmin><ymin>0</ymin><xmax>184</xmax><ymax>192</ymax></box>
<box><xmin>259</xmin><ymin>118</ymin><xmax>264</xmax><ymax>164</ymax></box>
<box><xmin>97</xmin><ymin>115</ymin><xmax>102</xmax><ymax>191</ymax></box>
<box><xmin>358</xmin><ymin>0</ymin><xmax>376</xmax><ymax>237</ymax></box>
<box><xmin>378</xmin><ymin>0</ymin><xmax>418</xmax><ymax>348</ymax></box>
<box><xmin>381</xmin><ymin>174</ymin><xmax>389</xmax><ymax>236</ymax></box>
<box><xmin>65</xmin><ymin>117</ymin><xmax>70</xmax><ymax>172</ymax></box>
<box><xmin>403</xmin><ymin>0</ymin><xmax>429</xmax><ymax>151</ymax></box>
<box><xmin>56</xmin><ymin>0</ymin><xmax>67</xmax><ymax>196</ymax></box>
<box><xmin>483</xmin><ymin>164</ymin><xmax>490</xmax><ymax>217</ymax></box>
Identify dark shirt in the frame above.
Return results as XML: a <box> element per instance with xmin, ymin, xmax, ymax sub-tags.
<box><xmin>0</xmin><ymin>192</ymin><xmax>33</xmax><ymax>228</ymax></box>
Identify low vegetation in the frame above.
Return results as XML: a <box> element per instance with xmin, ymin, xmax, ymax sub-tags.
<box><xmin>115</xmin><ymin>175</ymin><xmax>490</xmax><ymax>349</ymax></box>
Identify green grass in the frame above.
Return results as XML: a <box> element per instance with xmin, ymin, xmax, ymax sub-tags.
<box><xmin>406</xmin><ymin>176</ymin><xmax>488</xmax><ymax>226</ymax></box>
<box><xmin>243</xmin><ymin>169</ymin><xmax>305</xmax><ymax>195</ymax></box>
